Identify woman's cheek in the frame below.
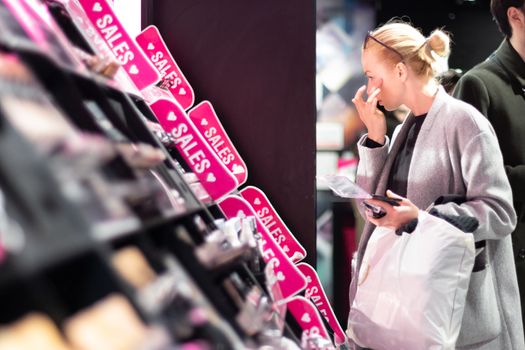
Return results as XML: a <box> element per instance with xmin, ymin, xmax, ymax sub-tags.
<box><xmin>370</xmin><ymin>78</ymin><xmax>383</xmax><ymax>93</ymax></box>
<box><xmin>376</xmin><ymin>78</ymin><xmax>383</xmax><ymax>89</ymax></box>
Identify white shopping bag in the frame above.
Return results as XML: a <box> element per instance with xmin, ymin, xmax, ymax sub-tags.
<box><xmin>347</xmin><ymin>211</ymin><xmax>475</xmax><ymax>350</ymax></box>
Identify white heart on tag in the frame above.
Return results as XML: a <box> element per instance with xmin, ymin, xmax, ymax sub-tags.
<box><xmin>232</xmin><ymin>164</ymin><xmax>245</xmax><ymax>174</ymax></box>
<box><xmin>147</xmin><ymin>43</ymin><xmax>155</xmax><ymax>51</ymax></box>
<box><xmin>276</xmin><ymin>271</ymin><xmax>285</xmax><ymax>281</ymax></box>
<box><xmin>93</xmin><ymin>2</ymin><xmax>102</xmax><ymax>12</ymax></box>
<box><xmin>129</xmin><ymin>65</ymin><xmax>139</xmax><ymax>75</ymax></box>
<box><xmin>254</xmin><ymin>198</ymin><xmax>261</xmax><ymax>205</ymax></box>
<box><xmin>206</xmin><ymin>173</ymin><xmax>216</xmax><ymax>183</ymax></box>
<box><xmin>301</xmin><ymin>313</ymin><xmax>311</xmax><ymax>323</ymax></box>
<box><xmin>306</xmin><ymin>276</ymin><xmax>312</xmax><ymax>283</ymax></box>
<box><xmin>178</xmin><ymin>87</ymin><xmax>187</xmax><ymax>96</ymax></box>
<box><xmin>167</xmin><ymin>112</ymin><xmax>177</xmax><ymax>121</ymax></box>
<box><xmin>292</xmin><ymin>252</ymin><xmax>305</xmax><ymax>261</ymax></box>
<box><xmin>200</xmin><ymin>119</ymin><xmax>208</xmax><ymax>126</ymax></box>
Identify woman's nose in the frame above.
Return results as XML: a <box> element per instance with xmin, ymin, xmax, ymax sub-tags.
<box><xmin>366</xmin><ymin>83</ymin><xmax>375</xmax><ymax>96</ymax></box>
<box><xmin>366</xmin><ymin>79</ymin><xmax>382</xmax><ymax>96</ymax></box>
<box><xmin>366</xmin><ymin>84</ymin><xmax>372</xmax><ymax>96</ymax></box>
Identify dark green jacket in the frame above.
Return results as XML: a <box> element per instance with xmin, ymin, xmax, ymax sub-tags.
<box><xmin>453</xmin><ymin>38</ymin><xmax>525</xmax><ymax>327</ymax></box>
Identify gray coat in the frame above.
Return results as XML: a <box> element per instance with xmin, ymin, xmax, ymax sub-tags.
<box><xmin>453</xmin><ymin>39</ymin><xmax>525</xmax><ymax>332</ymax></box>
<box><xmin>347</xmin><ymin>87</ymin><xmax>524</xmax><ymax>349</ymax></box>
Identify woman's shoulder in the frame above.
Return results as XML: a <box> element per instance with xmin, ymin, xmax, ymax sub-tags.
<box><xmin>440</xmin><ymin>93</ymin><xmax>492</xmax><ymax>133</ymax></box>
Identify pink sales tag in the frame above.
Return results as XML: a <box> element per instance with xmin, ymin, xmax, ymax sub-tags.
<box><xmin>59</xmin><ymin>0</ymin><xmax>140</xmax><ymax>94</ymax></box>
<box><xmin>297</xmin><ymin>263</ymin><xmax>346</xmax><ymax>345</ymax></box>
<box><xmin>240</xmin><ymin>186</ymin><xmax>306</xmax><ymax>262</ymax></box>
<box><xmin>286</xmin><ymin>296</ymin><xmax>333</xmax><ymax>345</ymax></box>
<box><xmin>188</xmin><ymin>102</ymin><xmax>247</xmax><ymax>186</ymax></box>
<box><xmin>150</xmin><ymin>99</ymin><xmax>238</xmax><ymax>201</ymax></box>
<box><xmin>136</xmin><ymin>26</ymin><xmax>195</xmax><ymax>110</ymax></box>
<box><xmin>218</xmin><ymin>196</ymin><xmax>307</xmax><ymax>299</ymax></box>
<box><xmin>77</xmin><ymin>0</ymin><xmax>160</xmax><ymax>90</ymax></box>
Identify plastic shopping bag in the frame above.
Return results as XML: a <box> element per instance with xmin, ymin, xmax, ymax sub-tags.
<box><xmin>347</xmin><ymin>211</ymin><xmax>475</xmax><ymax>350</ymax></box>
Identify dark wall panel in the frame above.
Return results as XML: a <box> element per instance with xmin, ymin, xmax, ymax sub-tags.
<box><xmin>146</xmin><ymin>0</ymin><xmax>317</xmax><ymax>265</ymax></box>
<box><xmin>377</xmin><ymin>0</ymin><xmax>502</xmax><ymax>71</ymax></box>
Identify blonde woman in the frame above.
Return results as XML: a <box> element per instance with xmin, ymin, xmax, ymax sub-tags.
<box><xmin>347</xmin><ymin>21</ymin><xmax>523</xmax><ymax>349</ymax></box>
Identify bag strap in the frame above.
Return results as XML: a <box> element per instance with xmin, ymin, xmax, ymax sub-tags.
<box><xmin>426</xmin><ymin>195</ymin><xmax>487</xmax><ymax>272</ymax></box>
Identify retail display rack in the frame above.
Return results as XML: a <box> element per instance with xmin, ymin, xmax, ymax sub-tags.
<box><xmin>0</xmin><ymin>0</ymin><xmax>348</xmax><ymax>349</ymax></box>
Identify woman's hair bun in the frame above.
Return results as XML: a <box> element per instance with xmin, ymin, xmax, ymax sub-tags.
<box><xmin>426</xmin><ymin>29</ymin><xmax>450</xmax><ymax>57</ymax></box>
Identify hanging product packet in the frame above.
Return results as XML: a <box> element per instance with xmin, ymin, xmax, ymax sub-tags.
<box><xmin>264</xmin><ymin>262</ymin><xmax>287</xmax><ymax>330</ymax></box>
<box><xmin>3</xmin><ymin>0</ymin><xmax>85</xmax><ymax>71</ymax></box>
<box><xmin>218</xmin><ymin>195</ymin><xmax>307</xmax><ymax>300</ymax></box>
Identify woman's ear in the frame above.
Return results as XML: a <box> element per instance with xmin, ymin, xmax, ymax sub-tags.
<box><xmin>395</xmin><ymin>62</ymin><xmax>408</xmax><ymax>82</ymax></box>
<box><xmin>508</xmin><ymin>7</ymin><xmax>525</xmax><ymax>30</ymax></box>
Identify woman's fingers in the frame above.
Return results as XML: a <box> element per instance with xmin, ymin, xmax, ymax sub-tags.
<box><xmin>353</xmin><ymin>85</ymin><xmax>367</xmax><ymax>103</ymax></box>
<box><xmin>366</xmin><ymin>214</ymin><xmax>395</xmax><ymax>230</ymax></box>
<box><xmin>366</xmin><ymin>87</ymin><xmax>381</xmax><ymax>104</ymax></box>
<box><xmin>366</xmin><ymin>193</ymin><xmax>420</xmax><ymax>230</ymax></box>
<box><xmin>352</xmin><ymin>85</ymin><xmax>385</xmax><ymax>135</ymax></box>
<box><xmin>353</xmin><ymin>85</ymin><xmax>381</xmax><ymax>106</ymax></box>
<box><xmin>364</xmin><ymin>88</ymin><xmax>381</xmax><ymax>117</ymax></box>
<box><xmin>386</xmin><ymin>190</ymin><xmax>403</xmax><ymax>200</ymax></box>
<box><xmin>370</xmin><ymin>97</ymin><xmax>378</xmax><ymax>113</ymax></box>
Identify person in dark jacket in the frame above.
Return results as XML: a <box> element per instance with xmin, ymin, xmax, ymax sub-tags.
<box><xmin>453</xmin><ymin>0</ymin><xmax>525</xmax><ymax>331</ymax></box>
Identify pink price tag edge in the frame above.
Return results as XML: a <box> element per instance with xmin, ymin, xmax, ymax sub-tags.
<box><xmin>3</xmin><ymin>0</ymin><xmax>85</xmax><ymax>72</ymax></box>
<box><xmin>137</xmin><ymin>25</ymin><xmax>196</xmax><ymax>110</ymax></box>
<box><xmin>217</xmin><ymin>195</ymin><xmax>307</xmax><ymax>299</ymax></box>
<box><xmin>150</xmin><ymin>98</ymin><xmax>239</xmax><ymax>201</ymax></box>
<box><xmin>3</xmin><ymin>0</ymin><xmax>48</xmax><ymax>46</ymax></box>
<box><xmin>286</xmin><ymin>295</ymin><xmax>333</xmax><ymax>343</ymax></box>
<box><xmin>240</xmin><ymin>186</ymin><xmax>307</xmax><ymax>261</ymax></box>
<box><xmin>297</xmin><ymin>262</ymin><xmax>347</xmax><ymax>345</ymax></box>
<box><xmin>189</xmin><ymin>101</ymin><xmax>248</xmax><ymax>186</ymax></box>
<box><xmin>77</xmin><ymin>0</ymin><xmax>161</xmax><ymax>90</ymax></box>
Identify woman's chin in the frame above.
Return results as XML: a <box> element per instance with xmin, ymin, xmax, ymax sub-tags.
<box><xmin>379</xmin><ymin>103</ymin><xmax>390</xmax><ymax>111</ymax></box>
<box><xmin>382</xmin><ymin>104</ymin><xmax>398</xmax><ymax>112</ymax></box>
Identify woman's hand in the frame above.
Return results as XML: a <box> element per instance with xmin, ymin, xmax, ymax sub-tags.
<box><xmin>364</xmin><ymin>190</ymin><xmax>419</xmax><ymax>230</ymax></box>
<box><xmin>352</xmin><ymin>84</ymin><xmax>387</xmax><ymax>145</ymax></box>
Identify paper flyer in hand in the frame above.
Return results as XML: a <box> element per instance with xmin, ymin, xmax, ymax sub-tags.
<box><xmin>317</xmin><ymin>174</ymin><xmax>371</xmax><ymax>199</ymax></box>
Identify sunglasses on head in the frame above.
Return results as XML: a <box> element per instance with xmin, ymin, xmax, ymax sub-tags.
<box><xmin>364</xmin><ymin>32</ymin><xmax>404</xmax><ymax>61</ymax></box>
